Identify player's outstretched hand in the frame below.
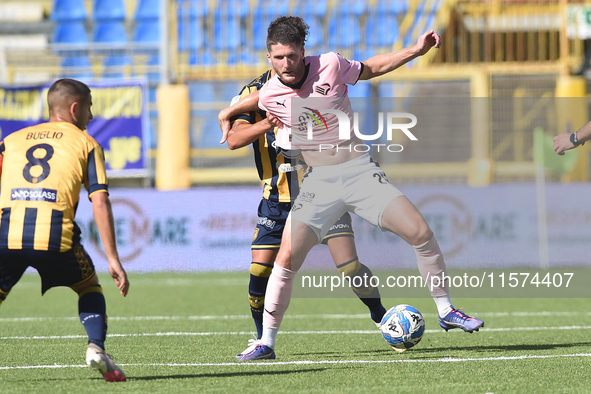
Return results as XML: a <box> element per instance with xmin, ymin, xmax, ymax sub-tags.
<box><xmin>553</xmin><ymin>132</ymin><xmax>574</xmax><ymax>155</ymax></box>
<box><xmin>109</xmin><ymin>260</ymin><xmax>129</xmax><ymax>297</ymax></box>
<box><xmin>416</xmin><ymin>30</ymin><xmax>441</xmax><ymax>55</ymax></box>
<box><xmin>218</xmin><ymin>107</ymin><xmax>232</xmax><ymax>144</ymax></box>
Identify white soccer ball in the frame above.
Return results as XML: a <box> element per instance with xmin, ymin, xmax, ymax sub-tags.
<box><xmin>379</xmin><ymin>304</ymin><xmax>425</xmax><ymax>353</ymax></box>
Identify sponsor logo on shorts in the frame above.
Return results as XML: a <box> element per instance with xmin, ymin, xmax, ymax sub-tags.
<box><xmin>291</xmin><ymin>203</ymin><xmax>303</xmax><ymax>212</ymax></box>
<box><xmin>258</xmin><ymin>216</ymin><xmax>276</xmax><ymax>229</ymax></box>
<box><xmin>11</xmin><ymin>188</ymin><xmax>57</xmax><ymax>202</ymax></box>
<box><xmin>328</xmin><ymin>223</ymin><xmax>351</xmax><ymax>231</ymax></box>
<box><xmin>300</xmin><ymin>192</ymin><xmax>315</xmax><ymax>203</ymax></box>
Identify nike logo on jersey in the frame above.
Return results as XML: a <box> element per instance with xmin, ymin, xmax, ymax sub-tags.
<box><xmin>276</xmin><ymin>100</ymin><xmax>286</xmax><ymax>107</ymax></box>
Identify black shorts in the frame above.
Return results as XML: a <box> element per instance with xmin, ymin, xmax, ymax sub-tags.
<box><xmin>251</xmin><ymin>198</ymin><xmax>354</xmax><ymax>250</ymax></box>
<box><xmin>0</xmin><ymin>245</ymin><xmax>96</xmax><ymax>295</ymax></box>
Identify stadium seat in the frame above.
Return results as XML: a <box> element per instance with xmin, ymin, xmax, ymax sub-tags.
<box><xmin>227</xmin><ymin>48</ymin><xmax>260</xmax><ymax>65</ymax></box>
<box><xmin>51</xmin><ymin>0</ymin><xmax>87</xmax><ymax>22</ymax></box>
<box><xmin>365</xmin><ymin>8</ymin><xmax>400</xmax><ymax>48</ymax></box>
<box><xmin>327</xmin><ymin>1</ymin><xmax>366</xmax><ymax>48</ymax></box>
<box><xmin>213</xmin><ymin>1</ymin><xmax>248</xmax><ymax>50</ymax></box>
<box><xmin>93</xmin><ymin>21</ymin><xmax>127</xmax><ymax>44</ymax></box>
<box><xmin>178</xmin><ymin>18</ymin><xmax>205</xmax><ymax>52</ymax></box>
<box><xmin>93</xmin><ymin>0</ymin><xmax>126</xmax><ymax>21</ymax></box>
<box><xmin>189</xmin><ymin>49</ymin><xmax>216</xmax><ymax>66</ymax></box>
<box><xmin>133</xmin><ymin>20</ymin><xmax>159</xmax><ymax>43</ymax></box>
<box><xmin>60</xmin><ymin>56</ymin><xmax>93</xmax><ymax>79</ymax></box>
<box><xmin>252</xmin><ymin>0</ymin><xmax>290</xmax><ymax>50</ymax></box>
<box><xmin>102</xmin><ymin>55</ymin><xmax>131</xmax><ymax>78</ymax></box>
<box><xmin>134</xmin><ymin>0</ymin><xmax>159</xmax><ymax>20</ymax></box>
<box><xmin>327</xmin><ymin>14</ymin><xmax>361</xmax><ymax>48</ymax></box>
<box><xmin>53</xmin><ymin>22</ymin><xmax>88</xmax><ymax>44</ymax></box>
<box><xmin>292</xmin><ymin>0</ymin><xmax>328</xmax><ymax>49</ymax></box>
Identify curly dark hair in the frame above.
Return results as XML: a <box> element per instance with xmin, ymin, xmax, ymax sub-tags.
<box><xmin>266</xmin><ymin>16</ymin><xmax>309</xmax><ymax>51</ymax></box>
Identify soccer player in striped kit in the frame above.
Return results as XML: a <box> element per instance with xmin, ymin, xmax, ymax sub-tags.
<box><xmin>0</xmin><ymin>79</ymin><xmax>128</xmax><ymax>381</ymax></box>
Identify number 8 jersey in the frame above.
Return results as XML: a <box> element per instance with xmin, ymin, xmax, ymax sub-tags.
<box><xmin>0</xmin><ymin>122</ymin><xmax>108</xmax><ymax>252</ymax></box>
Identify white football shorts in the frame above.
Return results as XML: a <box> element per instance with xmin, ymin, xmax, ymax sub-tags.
<box><xmin>290</xmin><ymin>153</ymin><xmax>404</xmax><ymax>243</ymax></box>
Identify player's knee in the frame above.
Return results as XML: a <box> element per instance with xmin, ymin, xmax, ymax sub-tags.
<box><xmin>408</xmin><ymin>225</ymin><xmax>433</xmax><ymax>246</ymax></box>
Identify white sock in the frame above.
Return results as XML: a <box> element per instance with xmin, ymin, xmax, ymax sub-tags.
<box><xmin>261</xmin><ymin>326</ymin><xmax>278</xmax><ymax>349</ymax></box>
<box><xmin>434</xmin><ymin>295</ymin><xmax>453</xmax><ymax>318</ymax></box>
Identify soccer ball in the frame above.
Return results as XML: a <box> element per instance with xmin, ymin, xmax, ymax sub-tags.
<box><xmin>379</xmin><ymin>304</ymin><xmax>425</xmax><ymax>353</ymax></box>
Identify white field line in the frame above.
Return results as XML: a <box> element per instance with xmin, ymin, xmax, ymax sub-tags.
<box><xmin>1</xmin><ymin>310</ymin><xmax>590</xmax><ymax>323</ymax></box>
<box><xmin>3</xmin><ymin>325</ymin><xmax>591</xmax><ymax>340</ymax></box>
<box><xmin>1</xmin><ymin>353</ymin><xmax>591</xmax><ymax>370</ymax></box>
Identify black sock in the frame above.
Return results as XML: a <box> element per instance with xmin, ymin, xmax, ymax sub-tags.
<box><xmin>248</xmin><ymin>262</ymin><xmax>273</xmax><ymax>339</ymax></box>
<box><xmin>78</xmin><ymin>286</ymin><xmax>107</xmax><ymax>350</ymax></box>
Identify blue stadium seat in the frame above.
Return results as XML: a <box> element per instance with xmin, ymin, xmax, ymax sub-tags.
<box><xmin>103</xmin><ymin>55</ymin><xmax>131</xmax><ymax>78</ymax></box>
<box><xmin>252</xmin><ymin>0</ymin><xmax>290</xmax><ymax>50</ymax></box>
<box><xmin>53</xmin><ymin>22</ymin><xmax>89</xmax><ymax>44</ymax></box>
<box><xmin>178</xmin><ymin>18</ymin><xmax>205</xmax><ymax>52</ymax></box>
<box><xmin>93</xmin><ymin>21</ymin><xmax>127</xmax><ymax>44</ymax></box>
<box><xmin>213</xmin><ymin>1</ymin><xmax>248</xmax><ymax>50</ymax></box>
<box><xmin>327</xmin><ymin>14</ymin><xmax>361</xmax><ymax>48</ymax></box>
<box><xmin>51</xmin><ymin>0</ymin><xmax>86</xmax><ymax>22</ymax></box>
<box><xmin>133</xmin><ymin>20</ymin><xmax>160</xmax><ymax>43</ymax></box>
<box><xmin>292</xmin><ymin>0</ymin><xmax>328</xmax><ymax>48</ymax></box>
<box><xmin>189</xmin><ymin>49</ymin><xmax>216</xmax><ymax>66</ymax></box>
<box><xmin>352</xmin><ymin>47</ymin><xmax>376</xmax><ymax>63</ymax></box>
<box><xmin>327</xmin><ymin>1</ymin><xmax>366</xmax><ymax>48</ymax></box>
<box><xmin>135</xmin><ymin>0</ymin><xmax>159</xmax><ymax>20</ymax></box>
<box><xmin>93</xmin><ymin>0</ymin><xmax>126</xmax><ymax>21</ymax></box>
<box><xmin>227</xmin><ymin>48</ymin><xmax>260</xmax><ymax>65</ymax></box>
<box><xmin>365</xmin><ymin>9</ymin><xmax>400</xmax><ymax>48</ymax></box>
<box><xmin>61</xmin><ymin>56</ymin><xmax>93</xmax><ymax>79</ymax></box>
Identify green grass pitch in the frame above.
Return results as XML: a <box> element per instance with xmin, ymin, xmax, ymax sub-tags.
<box><xmin>1</xmin><ymin>272</ymin><xmax>590</xmax><ymax>393</ymax></box>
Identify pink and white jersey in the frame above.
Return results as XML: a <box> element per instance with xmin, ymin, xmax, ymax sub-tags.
<box><xmin>258</xmin><ymin>52</ymin><xmax>363</xmax><ymax>150</ymax></box>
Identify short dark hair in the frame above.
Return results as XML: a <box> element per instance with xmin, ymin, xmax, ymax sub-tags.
<box><xmin>266</xmin><ymin>16</ymin><xmax>309</xmax><ymax>51</ymax></box>
<box><xmin>47</xmin><ymin>78</ymin><xmax>91</xmax><ymax>110</ymax></box>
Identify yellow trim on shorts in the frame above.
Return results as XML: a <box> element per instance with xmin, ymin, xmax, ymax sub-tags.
<box><xmin>323</xmin><ymin>232</ymin><xmax>354</xmax><ymax>240</ymax></box>
<box><xmin>70</xmin><ymin>271</ymin><xmax>97</xmax><ymax>292</ymax></box>
<box><xmin>251</xmin><ymin>244</ymin><xmax>281</xmax><ymax>249</ymax></box>
<box><xmin>77</xmin><ymin>285</ymin><xmax>103</xmax><ymax>298</ymax></box>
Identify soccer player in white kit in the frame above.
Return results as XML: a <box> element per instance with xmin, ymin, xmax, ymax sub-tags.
<box><xmin>221</xmin><ymin>16</ymin><xmax>484</xmax><ymax>360</ymax></box>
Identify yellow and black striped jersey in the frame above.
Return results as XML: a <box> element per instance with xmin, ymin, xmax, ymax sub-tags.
<box><xmin>232</xmin><ymin>70</ymin><xmax>299</xmax><ymax>203</ymax></box>
<box><xmin>0</xmin><ymin>121</ymin><xmax>108</xmax><ymax>252</ymax></box>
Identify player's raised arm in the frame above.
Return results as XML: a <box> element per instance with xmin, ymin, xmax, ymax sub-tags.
<box><xmin>91</xmin><ymin>191</ymin><xmax>129</xmax><ymax>296</ymax></box>
<box><xmin>359</xmin><ymin>30</ymin><xmax>441</xmax><ymax>80</ymax></box>
<box><xmin>218</xmin><ymin>89</ymin><xmax>261</xmax><ymax>143</ymax></box>
<box><xmin>554</xmin><ymin>119</ymin><xmax>591</xmax><ymax>155</ymax></box>
<box><xmin>227</xmin><ymin>118</ymin><xmax>276</xmax><ymax>150</ymax></box>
